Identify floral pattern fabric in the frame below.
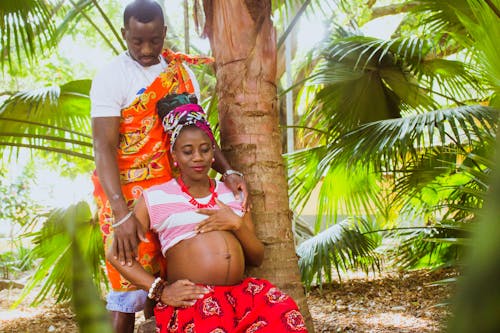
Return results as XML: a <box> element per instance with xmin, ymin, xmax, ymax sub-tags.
<box><xmin>154</xmin><ymin>277</ymin><xmax>308</xmax><ymax>333</ymax></box>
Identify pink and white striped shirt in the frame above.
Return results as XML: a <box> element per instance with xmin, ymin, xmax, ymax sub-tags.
<box><xmin>143</xmin><ymin>179</ymin><xmax>244</xmax><ymax>255</ymax></box>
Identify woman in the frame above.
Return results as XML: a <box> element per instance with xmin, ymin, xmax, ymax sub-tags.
<box><xmin>106</xmin><ymin>103</ymin><xmax>307</xmax><ymax>332</ymax></box>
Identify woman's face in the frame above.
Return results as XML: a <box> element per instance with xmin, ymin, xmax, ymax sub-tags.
<box><xmin>172</xmin><ymin>126</ymin><xmax>214</xmax><ymax>182</ymax></box>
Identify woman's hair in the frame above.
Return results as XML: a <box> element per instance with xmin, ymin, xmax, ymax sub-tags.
<box><xmin>157</xmin><ymin>92</ymin><xmax>198</xmax><ymax>120</ymax></box>
<box><xmin>163</xmin><ymin>104</ymin><xmax>215</xmax><ymax>152</ymax></box>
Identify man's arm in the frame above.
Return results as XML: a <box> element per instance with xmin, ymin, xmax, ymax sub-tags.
<box><xmin>92</xmin><ymin>116</ymin><xmax>146</xmax><ymax>265</ymax></box>
<box><xmin>212</xmin><ymin>144</ymin><xmax>249</xmax><ymax>209</ymax></box>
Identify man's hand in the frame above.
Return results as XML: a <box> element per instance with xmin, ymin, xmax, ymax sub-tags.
<box><xmin>222</xmin><ymin>173</ymin><xmax>250</xmax><ymax>211</ymax></box>
<box><xmin>195</xmin><ymin>199</ymin><xmax>242</xmax><ymax>234</ymax></box>
<box><xmin>161</xmin><ymin>279</ymin><xmax>209</xmax><ymax>307</ymax></box>
<box><xmin>112</xmin><ymin>213</ymin><xmax>148</xmax><ymax>266</ymax></box>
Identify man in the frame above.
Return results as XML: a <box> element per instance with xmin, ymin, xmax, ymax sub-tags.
<box><xmin>90</xmin><ymin>1</ymin><xmax>246</xmax><ymax>332</ymax></box>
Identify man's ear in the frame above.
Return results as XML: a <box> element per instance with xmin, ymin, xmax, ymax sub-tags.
<box><xmin>160</xmin><ymin>26</ymin><xmax>167</xmax><ymax>41</ymax></box>
<box><xmin>121</xmin><ymin>27</ymin><xmax>126</xmax><ymax>39</ymax></box>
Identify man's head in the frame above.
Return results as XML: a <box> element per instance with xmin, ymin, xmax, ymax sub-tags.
<box><xmin>122</xmin><ymin>0</ymin><xmax>166</xmax><ymax>67</ymax></box>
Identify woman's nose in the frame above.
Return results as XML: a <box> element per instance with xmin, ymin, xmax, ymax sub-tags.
<box><xmin>192</xmin><ymin>151</ymin><xmax>201</xmax><ymax>160</ymax></box>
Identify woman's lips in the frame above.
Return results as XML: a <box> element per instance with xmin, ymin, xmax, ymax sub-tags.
<box><xmin>192</xmin><ymin>166</ymin><xmax>206</xmax><ymax>172</ymax></box>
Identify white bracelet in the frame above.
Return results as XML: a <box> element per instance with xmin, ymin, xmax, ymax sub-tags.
<box><xmin>111</xmin><ymin>211</ymin><xmax>133</xmax><ymax>228</ymax></box>
<box><xmin>223</xmin><ymin>169</ymin><xmax>243</xmax><ymax>179</ymax></box>
<box><xmin>148</xmin><ymin>277</ymin><xmax>162</xmax><ymax>299</ymax></box>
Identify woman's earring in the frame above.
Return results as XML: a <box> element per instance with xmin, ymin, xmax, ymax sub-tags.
<box><xmin>173</xmin><ymin>161</ymin><xmax>178</xmax><ymax>167</ymax></box>
<box><xmin>211</xmin><ymin>157</ymin><xmax>215</xmax><ymax>164</ymax></box>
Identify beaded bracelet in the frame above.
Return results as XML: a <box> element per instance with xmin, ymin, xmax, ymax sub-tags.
<box><xmin>148</xmin><ymin>277</ymin><xmax>162</xmax><ymax>300</ymax></box>
<box><xmin>111</xmin><ymin>211</ymin><xmax>133</xmax><ymax>228</ymax></box>
<box><xmin>152</xmin><ymin>281</ymin><xmax>167</xmax><ymax>302</ymax></box>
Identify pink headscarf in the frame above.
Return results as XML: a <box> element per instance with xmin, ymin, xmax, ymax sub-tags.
<box><xmin>162</xmin><ymin>104</ymin><xmax>215</xmax><ymax>152</ymax></box>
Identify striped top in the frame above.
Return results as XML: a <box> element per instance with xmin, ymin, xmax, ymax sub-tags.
<box><xmin>143</xmin><ymin>179</ymin><xmax>244</xmax><ymax>255</ymax></box>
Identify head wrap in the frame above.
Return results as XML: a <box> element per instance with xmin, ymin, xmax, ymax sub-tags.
<box><xmin>162</xmin><ymin>103</ymin><xmax>215</xmax><ymax>152</ymax></box>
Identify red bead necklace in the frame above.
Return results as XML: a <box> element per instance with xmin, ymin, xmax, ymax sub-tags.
<box><xmin>177</xmin><ymin>177</ymin><xmax>218</xmax><ymax>209</ymax></box>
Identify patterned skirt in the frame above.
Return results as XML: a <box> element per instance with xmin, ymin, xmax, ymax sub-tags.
<box><xmin>154</xmin><ymin>277</ymin><xmax>308</xmax><ymax>332</ymax></box>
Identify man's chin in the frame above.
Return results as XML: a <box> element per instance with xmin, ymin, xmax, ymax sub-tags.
<box><xmin>139</xmin><ymin>57</ymin><xmax>159</xmax><ymax>67</ymax></box>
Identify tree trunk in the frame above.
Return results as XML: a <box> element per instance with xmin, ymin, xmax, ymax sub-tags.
<box><xmin>202</xmin><ymin>0</ymin><xmax>313</xmax><ymax>331</ymax></box>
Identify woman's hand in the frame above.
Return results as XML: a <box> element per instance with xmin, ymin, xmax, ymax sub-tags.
<box><xmin>195</xmin><ymin>198</ymin><xmax>242</xmax><ymax>233</ymax></box>
<box><xmin>161</xmin><ymin>279</ymin><xmax>209</xmax><ymax>307</ymax></box>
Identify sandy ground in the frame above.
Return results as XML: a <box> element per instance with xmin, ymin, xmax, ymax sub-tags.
<box><xmin>0</xmin><ymin>268</ymin><xmax>455</xmax><ymax>333</ymax></box>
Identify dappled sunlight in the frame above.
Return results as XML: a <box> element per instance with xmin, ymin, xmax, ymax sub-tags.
<box><xmin>0</xmin><ymin>309</ymin><xmax>38</xmax><ymax>321</ymax></box>
<box><xmin>360</xmin><ymin>312</ymin><xmax>439</xmax><ymax>331</ymax></box>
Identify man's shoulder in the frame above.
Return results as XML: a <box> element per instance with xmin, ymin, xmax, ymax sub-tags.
<box><xmin>93</xmin><ymin>52</ymin><xmax>130</xmax><ymax>78</ymax></box>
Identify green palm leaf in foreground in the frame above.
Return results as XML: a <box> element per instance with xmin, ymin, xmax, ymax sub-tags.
<box><xmin>12</xmin><ymin>201</ymin><xmax>110</xmax><ymax>333</ymax></box>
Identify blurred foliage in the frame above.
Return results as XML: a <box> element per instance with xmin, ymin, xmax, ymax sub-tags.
<box><xmin>0</xmin><ymin>162</ymin><xmax>43</xmax><ymax>227</ymax></box>
<box><xmin>0</xmin><ymin>242</ymin><xmax>35</xmax><ymax>280</ymax></box>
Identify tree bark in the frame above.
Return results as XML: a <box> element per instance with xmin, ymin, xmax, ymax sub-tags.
<box><xmin>202</xmin><ymin>0</ymin><xmax>313</xmax><ymax>331</ymax></box>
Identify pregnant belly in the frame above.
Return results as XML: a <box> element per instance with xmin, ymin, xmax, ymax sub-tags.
<box><xmin>164</xmin><ymin>231</ymin><xmax>246</xmax><ymax>285</ymax></box>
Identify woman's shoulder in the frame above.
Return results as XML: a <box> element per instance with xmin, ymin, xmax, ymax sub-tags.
<box><xmin>146</xmin><ymin>178</ymin><xmax>180</xmax><ymax>194</ymax></box>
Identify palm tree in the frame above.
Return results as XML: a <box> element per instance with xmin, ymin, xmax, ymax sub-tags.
<box><xmin>287</xmin><ymin>0</ymin><xmax>499</xmax><ymax>278</ymax></box>
<box><xmin>1</xmin><ymin>0</ymin><xmax>321</xmax><ymax>329</ymax></box>
<box><xmin>200</xmin><ymin>0</ymin><xmax>314</xmax><ymax>327</ymax></box>
<box><xmin>2</xmin><ymin>0</ymin><xmax>498</xmax><ymax>330</ymax></box>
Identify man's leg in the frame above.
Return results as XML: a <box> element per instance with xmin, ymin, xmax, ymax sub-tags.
<box><xmin>144</xmin><ymin>298</ymin><xmax>156</xmax><ymax>319</ymax></box>
<box><xmin>106</xmin><ymin>289</ymin><xmax>148</xmax><ymax>333</ymax></box>
<box><xmin>111</xmin><ymin>311</ymin><xmax>135</xmax><ymax>333</ymax></box>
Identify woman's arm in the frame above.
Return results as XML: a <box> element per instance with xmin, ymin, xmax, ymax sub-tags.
<box><xmin>105</xmin><ymin>196</ymin><xmax>209</xmax><ymax>306</ymax></box>
<box><xmin>195</xmin><ymin>199</ymin><xmax>264</xmax><ymax>267</ymax></box>
<box><xmin>232</xmin><ymin>212</ymin><xmax>265</xmax><ymax>267</ymax></box>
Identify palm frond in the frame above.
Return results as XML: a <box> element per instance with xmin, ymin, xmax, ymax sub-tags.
<box><xmin>455</xmin><ymin>0</ymin><xmax>500</xmax><ymax>99</ymax></box>
<box><xmin>55</xmin><ymin>0</ymin><xmax>124</xmax><ymax>54</ymax></box>
<box><xmin>322</xmin><ymin>105</ymin><xmax>497</xmax><ymax>171</ymax></box>
<box><xmin>296</xmin><ymin>218</ymin><xmax>381</xmax><ymax>290</ymax></box>
<box><xmin>321</xmin><ymin>34</ymin><xmax>481</xmax><ymax>109</ymax></box>
<box><xmin>409</xmin><ymin>0</ymin><xmax>471</xmax><ymax>40</ymax></box>
<box><xmin>12</xmin><ymin>201</ymin><xmax>106</xmax><ymax>308</ymax></box>
<box><xmin>0</xmin><ymin>80</ymin><xmax>93</xmax><ymax>162</ymax></box>
<box><xmin>0</xmin><ymin>0</ymin><xmax>56</xmax><ymax>69</ymax></box>
<box><xmin>386</xmin><ymin>224</ymin><xmax>471</xmax><ymax>269</ymax></box>
<box><xmin>286</xmin><ymin>145</ymin><xmax>326</xmax><ymax>213</ymax></box>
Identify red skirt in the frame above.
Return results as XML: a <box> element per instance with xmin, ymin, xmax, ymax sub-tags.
<box><xmin>154</xmin><ymin>277</ymin><xmax>308</xmax><ymax>332</ymax></box>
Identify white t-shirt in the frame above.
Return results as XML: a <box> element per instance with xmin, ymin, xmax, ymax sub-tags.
<box><xmin>90</xmin><ymin>51</ymin><xmax>200</xmax><ymax>118</ymax></box>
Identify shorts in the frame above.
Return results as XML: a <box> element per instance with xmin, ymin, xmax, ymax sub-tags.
<box><xmin>106</xmin><ymin>289</ymin><xmax>148</xmax><ymax>313</ymax></box>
